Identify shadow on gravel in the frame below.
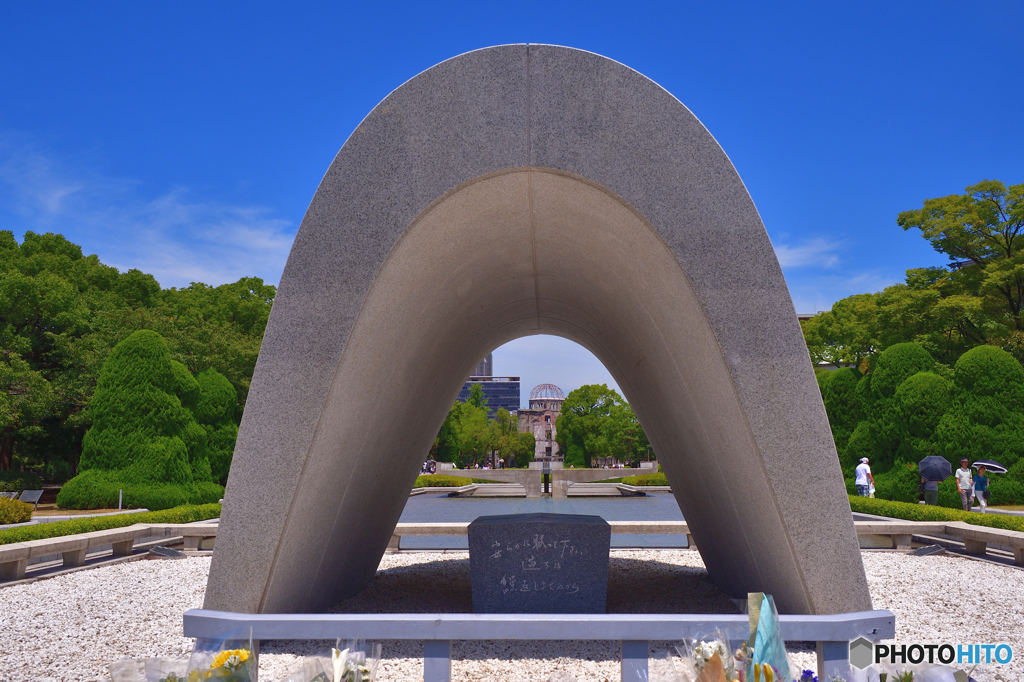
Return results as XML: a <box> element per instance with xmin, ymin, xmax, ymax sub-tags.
<box><xmin>260</xmin><ymin>553</ymin><xmax>739</xmax><ymax>668</ymax></box>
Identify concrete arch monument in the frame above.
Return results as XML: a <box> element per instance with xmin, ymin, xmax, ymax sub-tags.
<box><xmin>205</xmin><ymin>45</ymin><xmax>871</xmax><ymax>616</ymax></box>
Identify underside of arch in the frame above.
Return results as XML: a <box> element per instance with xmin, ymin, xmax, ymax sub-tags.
<box><xmin>205</xmin><ymin>45</ymin><xmax>870</xmax><ymax>616</ymax></box>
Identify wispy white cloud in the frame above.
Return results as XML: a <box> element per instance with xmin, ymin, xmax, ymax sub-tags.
<box><xmin>773</xmin><ymin>237</ymin><xmax>842</xmax><ymax>268</ymax></box>
<box><xmin>0</xmin><ymin>131</ymin><xmax>294</xmax><ymax>288</ymax></box>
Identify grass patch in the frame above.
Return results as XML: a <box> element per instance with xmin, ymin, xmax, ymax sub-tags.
<box><xmin>413</xmin><ymin>474</ymin><xmax>472</xmax><ymax>488</ymax></box>
<box><xmin>849</xmin><ymin>495</ymin><xmax>1024</xmax><ymax>533</ymax></box>
<box><xmin>0</xmin><ymin>503</ymin><xmax>221</xmax><ymax>545</ymax></box>
<box><xmin>621</xmin><ymin>473</ymin><xmax>669</xmax><ymax>486</ymax></box>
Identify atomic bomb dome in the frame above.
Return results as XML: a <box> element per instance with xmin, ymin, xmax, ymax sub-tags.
<box><xmin>529</xmin><ymin>383</ymin><xmax>565</xmax><ymax>401</ymax></box>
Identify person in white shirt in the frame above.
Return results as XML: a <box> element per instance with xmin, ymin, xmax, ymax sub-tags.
<box><xmin>955</xmin><ymin>458</ymin><xmax>974</xmax><ymax>511</ymax></box>
<box><xmin>855</xmin><ymin>457</ymin><xmax>874</xmax><ymax>497</ymax></box>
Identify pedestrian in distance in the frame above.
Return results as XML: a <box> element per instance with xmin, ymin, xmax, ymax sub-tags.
<box><xmin>972</xmin><ymin>465</ymin><xmax>990</xmax><ymax>513</ymax></box>
<box><xmin>921</xmin><ymin>475</ymin><xmax>939</xmax><ymax>505</ymax></box>
<box><xmin>855</xmin><ymin>457</ymin><xmax>875</xmax><ymax>497</ymax></box>
<box><xmin>955</xmin><ymin>458</ymin><xmax>974</xmax><ymax>511</ymax></box>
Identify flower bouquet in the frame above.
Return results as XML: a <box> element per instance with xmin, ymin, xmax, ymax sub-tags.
<box><xmin>283</xmin><ymin>638</ymin><xmax>381</xmax><ymax>682</ymax></box>
<box><xmin>741</xmin><ymin>592</ymin><xmax>792</xmax><ymax>682</ymax></box>
<box><xmin>184</xmin><ymin>626</ymin><xmax>257</xmax><ymax>682</ymax></box>
<box><xmin>676</xmin><ymin>629</ymin><xmax>743</xmax><ymax>682</ymax></box>
<box><xmin>107</xmin><ymin>656</ymin><xmax>189</xmax><ymax>682</ymax></box>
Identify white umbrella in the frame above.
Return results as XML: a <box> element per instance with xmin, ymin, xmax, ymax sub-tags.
<box><xmin>972</xmin><ymin>459</ymin><xmax>1007</xmax><ymax>474</ymax></box>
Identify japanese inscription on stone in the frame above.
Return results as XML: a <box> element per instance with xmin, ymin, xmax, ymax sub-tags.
<box><xmin>467</xmin><ymin>512</ymin><xmax>611</xmax><ymax>613</ymax></box>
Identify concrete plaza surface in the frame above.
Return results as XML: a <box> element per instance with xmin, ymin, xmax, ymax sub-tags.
<box><xmin>2</xmin><ymin>549</ymin><xmax>1021</xmax><ymax>681</ymax></box>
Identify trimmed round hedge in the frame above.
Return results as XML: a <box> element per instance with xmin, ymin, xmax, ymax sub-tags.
<box><xmin>58</xmin><ymin>330</ymin><xmax>224</xmax><ymax>510</ymax></box>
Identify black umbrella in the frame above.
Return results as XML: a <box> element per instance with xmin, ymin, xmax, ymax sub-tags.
<box><xmin>972</xmin><ymin>459</ymin><xmax>1007</xmax><ymax>474</ymax></box>
<box><xmin>919</xmin><ymin>455</ymin><xmax>953</xmax><ymax>482</ymax></box>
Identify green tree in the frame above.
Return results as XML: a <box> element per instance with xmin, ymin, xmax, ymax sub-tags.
<box><xmin>56</xmin><ymin>330</ymin><xmax>223</xmax><ymax>509</ymax></box>
<box><xmin>487</xmin><ymin>408</ymin><xmax>520</xmax><ymax>467</ymax></box>
<box><xmin>801</xmin><ymin>294</ymin><xmax>877</xmax><ymax>366</ymax></box>
<box><xmin>605</xmin><ymin>401</ymin><xmax>651</xmax><ymax>466</ymax></box>
<box><xmin>0</xmin><ymin>231</ymin><xmax>154</xmax><ymax>473</ymax></box>
<box><xmin>934</xmin><ymin>345</ymin><xmax>1024</xmax><ymax>471</ymax></box>
<box><xmin>514</xmin><ymin>431</ymin><xmax>536</xmax><ymax>468</ymax></box>
<box><xmin>193</xmin><ymin>368</ymin><xmax>239</xmax><ymax>485</ymax></box>
<box><xmin>430</xmin><ymin>402</ymin><xmax>461</xmax><ymax>463</ymax></box>
<box><xmin>555</xmin><ymin>384</ymin><xmax>622</xmax><ymax>468</ymax></box>
<box><xmin>465</xmin><ymin>383</ymin><xmax>488</xmax><ymax>409</ymax></box>
<box><xmin>0</xmin><ymin>231</ymin><xmax>270</xmax><ymax>477</ymax></box>
<box><xmin>898</xmin><ymin>180</ymin><xmax>1024</xmax><ymax>333</ymax></box>
<box><xmin>455</xmin><ymin>399</ymin><xmax>491</xmax><ymax>468</ymax></box>
<box><xmin>891</xmin><ymin>371</ymin><xmax>951</xmax><ymax>462</ymax></box>
<box><xmin>816</xmin><ymin>367</ymin><xmax>863</xmax><ymax>460</ymax></box>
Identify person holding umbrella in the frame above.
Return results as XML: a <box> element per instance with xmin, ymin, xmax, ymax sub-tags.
<box><xmin>920</xmin><ymin>475</ymin><xmax>939</xmax><ymax>505</ymax></box>
<box><xmin>955</xmin><ymin>458</ymin><xmax>974</xmax><ymax>511</ymax></box>
<box><xmin>918</xmin><ymin>455</ymin><xmax>952</xmax><ymax>506</ymax></box>
<box><xmin>972</xmin><ymin>465</ymin><xmax>990</xmax><ymax>513</ymax></box>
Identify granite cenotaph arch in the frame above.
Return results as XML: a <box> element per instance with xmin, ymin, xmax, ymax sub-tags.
<box><xmin>205</xmin><ymin>45</ymin><xmax>872</xmax><ymax>616</ymax></box>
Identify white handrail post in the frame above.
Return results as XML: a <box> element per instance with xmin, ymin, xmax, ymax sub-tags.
<box><xmin>424</xmin><ymin>639</ymin><xmax>450</xmax><ymax>682</ymax></box>
<box><xmin>817</xmin><ymin>640</ymin><xmax>851</xmax><ymax>681</ymax></box>
<box><xmin>621</xmin><ymin>640</ymin><xmax>648</xmax><ymax>682</ymax></box>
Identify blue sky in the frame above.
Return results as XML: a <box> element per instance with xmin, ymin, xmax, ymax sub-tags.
<box><xmin>1</xmin><ymin>2</ymin><xmax>1021</xmax><ymax>404</ymax></box>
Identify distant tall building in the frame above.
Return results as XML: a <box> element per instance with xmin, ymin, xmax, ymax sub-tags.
<box><xmin>517</xmin><ymin>384</ymin><xmax>565</xmax><ymax>461</ymax></box>
<box><xmin>457</xmin><ymin>353</ymin><xmax>520</xmax><ymax>418</ymax></box>
<box><xmin>473</xmin><ymin>353</ymin><xmax>493</xmax><ymax>377</ymax></box>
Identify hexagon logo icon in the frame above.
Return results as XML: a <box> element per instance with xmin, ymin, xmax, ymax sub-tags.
<box><xmin>849</xmin><ymin>637</ymin><xmax>874</xmax><ymax>669</ymax></box>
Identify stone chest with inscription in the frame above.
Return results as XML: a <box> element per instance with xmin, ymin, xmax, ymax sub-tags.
<box><xmin>467</xmin><ymin>512</ymin><xmax>611</xmax><ymax>613</ymax></box>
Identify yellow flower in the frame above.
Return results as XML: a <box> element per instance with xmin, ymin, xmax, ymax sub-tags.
<box><xmin>211</xmin><ymin>648</ymin><xmax>250</xmax><ymax>670</ymax></box>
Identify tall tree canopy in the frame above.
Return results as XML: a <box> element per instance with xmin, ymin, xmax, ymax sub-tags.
<box><xmin>555</xmin><ymin>384</ymin><xmax>651</xmax><ymax>467</ymax></box>
<box><xmin>804</xmin><ymin>180</ymin><xmax>1024</xmax><ymax>366</ymax></box>
<box><xmin>0</xmin><ymin>231</ymin><xmax>273</xmax><ymax>477</ymax></box>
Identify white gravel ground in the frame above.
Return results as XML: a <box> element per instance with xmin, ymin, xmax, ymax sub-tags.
<box><xmin>0</xmin><ymin>550</ymin><xmax>1020</xmax><ymax>682</ymax></box>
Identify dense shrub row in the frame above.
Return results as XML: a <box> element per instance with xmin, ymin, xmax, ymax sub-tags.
<box><xmin>55</xmin><ymin>469</ymin><xmax>223</xmax><ymax>511</ymax></box>
<box><xmin>821</xmin><ymin>343</ymin><xmax>1024</xmax><ymax>505</ymax></box>
<box><xmin>413</xmin><ymin>474</ymin><xmax>473</xmax><ymax>488</ymax></box>
<box><xmin>848</xmin><ymin>495</ymin><xmax>1024</xmax><ymax>533</ymax></box>
<box><xmin>0</xmin><ymin>471</ymin><xmax>43</xmax><ymax>493</ymax></box>
<box><xmin>0</xmin><ymin>503</ymin><xmax>222</xmax><ymax>545</ymax></box>
<box><xmin>0</xmin><ymin>498</ymin><xmax>34</xmax><ymax>524</ymax></box>
<box><xmin>622</xmin><ymin>473</ymin><xmax>669</xmax><ymax>486</ymax></box>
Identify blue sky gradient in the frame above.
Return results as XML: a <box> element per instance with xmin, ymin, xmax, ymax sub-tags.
<box><xmin>2</xmin><ymin>2</ymin><xmax>1021</xmax><ymax>403</ymax></box>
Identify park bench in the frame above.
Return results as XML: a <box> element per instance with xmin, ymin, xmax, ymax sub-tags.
<box><xmin>852</xmin><ymin>521</ymin><xmax>949</xmax><ymax>550</ymax></box>
<box><xmin>147</xmin><ymin>523</ymin><xmax>219</xmax><ymax>551</ymax></box>
<box><xmin>943</xmin><ymin>521</ymin><xmax>1024</xmax><ymax>565</ymax></box>
<box><xmin>0</xmin><ymin>522</ymin><xmax>219</xmax><ymax>581</ymax></box>
<box><xmin>183</xmin><ymin>608</ymin><xmax>896</xmax><ymax>682</ymax></box>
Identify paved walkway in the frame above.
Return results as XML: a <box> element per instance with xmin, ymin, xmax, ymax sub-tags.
<box><xmin>398</xmin><ymin>491</ymin><xmax>687</xmax><ymax>549</ymax></box>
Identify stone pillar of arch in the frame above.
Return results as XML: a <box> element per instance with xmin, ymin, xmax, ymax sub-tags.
<box><xmin>204</xmin><ymin>45</ymin><xmax>871</xmax><ymax>616</ymax></box>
